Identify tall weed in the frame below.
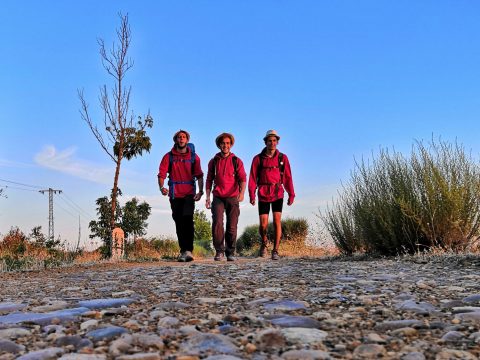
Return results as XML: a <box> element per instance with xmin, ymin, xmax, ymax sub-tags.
<box><xmin>323</xmin><ymin>139</ymin><xmax>480</xmax><ymax>255</ymax></box>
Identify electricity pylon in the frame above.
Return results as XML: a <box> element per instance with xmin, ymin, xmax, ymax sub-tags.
<box><xmin>39</xmin><ymin>188</ymin><xmax>62</xmax><ymax>241</ymax></box>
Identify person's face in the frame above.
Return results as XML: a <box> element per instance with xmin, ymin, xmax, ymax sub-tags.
<box><xmin>219</xmin><ymin>137</ymin><xmax>232</xmax><ymax>155</ymax></box>
<box><xmin>176</xmin><ymin>133</ymin><xmax>188</xmax><ymax>148</ymax></box>
<box><xmin>265</xmin><ymin>136</ymin><xmax>278</xmax><ymax>151</ymax></box>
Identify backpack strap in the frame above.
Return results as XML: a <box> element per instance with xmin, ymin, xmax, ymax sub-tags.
<box><xmin>278</xmin><ymin>152</ymin><xmax>284</xmax><ymax>184</ymax></box>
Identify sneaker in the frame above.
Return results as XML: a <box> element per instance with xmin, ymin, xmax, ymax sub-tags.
<box><xmin>177</xmin><ymin>252</ymin><xmax>187</xmax><ymax>262</ymax></box>
<box><xmin>214</xmin><ymin>252</ymin><xmax>224</xmax><ymax>261</ymax></box>
<box><xmin>258</xmin><ymin>244</ymin><xmax>268</xmax><ymax>258</ymax></box>
<box><xmin>271</xmin><ymin>250</ymin><xmax>280</xmax><ymax>260</ymax></box>
<box><xmin>226</xmin><ymin>255</ymin><xmax>236</xmax><ymax>262</ymax></box>
<box><xmin>185</xmin><ymin>251</ymin><xmax>194</xmax><ymax>262</ymax></box>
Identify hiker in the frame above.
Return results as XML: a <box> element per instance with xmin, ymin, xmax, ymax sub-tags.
<box><xmin>158</xmin><ymin>130</ymin><xmax>204</xmax><ymax>262</ymax></box>
<box><xmin>248</xmin><ymin>130</ymin><xmax>295</xmax><ymax>260</ymax></box>
<box><xmin>205</xmin><ymin>132</ymin><xmax>247</xmax><ymax>261</ymax></box>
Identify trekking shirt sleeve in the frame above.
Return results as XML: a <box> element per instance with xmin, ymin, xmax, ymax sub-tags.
<box><xmin>236</xmin><ymin>158</ymin><xmax>247</xmax><ymax>185</ymax></box>
<box><xmin>205</xmin><ymin>158</ymin><xmax>215</xmax><ymax>193</ymax></box>
<box><xmin>248</xmin><ymin>155</ymin><xmax>260</xmax><ymax>202</ymax></box>
<box><xmin>282</xmin><ymin>154</ymin><xmax>295</xmax><ymax>201</ymax></box>
<box><xmin>193</xmin><ymin>154</ymin><xmax>204</xmax><ymax>180</ymax></box>
<box><xmin>157</xmin><ymin>153</ymin><xmax>170</xmax><ymax>180</ymax></box>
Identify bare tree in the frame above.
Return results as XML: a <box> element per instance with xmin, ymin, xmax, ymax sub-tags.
<box><xmin>78</xmin><ymin>13</ymin><xmax>153</xmax><ymax>256</ymax></box>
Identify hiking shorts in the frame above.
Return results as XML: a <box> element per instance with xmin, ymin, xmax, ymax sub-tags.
<box><xmin>258</xmin><ymin>198</ymin><xmax>283</xmax><ymax>215</ymax></box>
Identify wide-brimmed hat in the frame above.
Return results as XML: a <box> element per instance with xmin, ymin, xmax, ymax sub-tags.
<box><xmin>173</xmin><ymin>129</ymin><xmax>190</xmax><ymax>142</ymax></box>
<box><xmin>215</xmin><ymin>132</ymin><xmax>235</xmax><ymax>148</ymax></box>
<box><xmin>263</xmin><ymin>129</ymin><xmax>280</xmax><ymax>142</ymax></box>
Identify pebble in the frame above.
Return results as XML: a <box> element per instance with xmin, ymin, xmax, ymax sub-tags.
<box><xmin>180</xmin><ymin>333</ymin><xmax>239</xmax><ymax>355</ymax></box>
<box><xmin>281</xmin><ymin>349</ymin><xmax>331</xmax><ymax>359</ymax></box>
<box><xmin>86</xmin><ymin>326</ymin><xmax>128</xmax><ymax>341</ymax></box>
<box><xmin>352</xmin><ymin>344</ymin><xmax>387</xmax><ymax>358</ymax></box>
<box><xmin>280</xmin><ymin>327</ymin><xmax>328</xmax><ymax>344</ymax></box>
<box><xmin>17</xmin><ymin>347</ymin><xmax>64</xmax><ymax>360</ymax></box>
<box><xmin>0</xmin><ymin>338</ymin><xmax>25</xmax><ymax>353</ymax></box>
<box><xmin>0</xmin><ymin>257</ymin><xmax>479</xmax><ymax>359</ymax></box>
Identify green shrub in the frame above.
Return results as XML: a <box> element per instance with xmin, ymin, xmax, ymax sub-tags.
<box><xmin>323</xmin><ymin>139</ymin><xmax>480</xmax><ymax>255</ymax></box>
<box><xmin>149</xmin><ymin>236</ymin><xmax>180</xmax><ymax>259</ymax></box>
<box><xmin>236</xmin><ymin>224</ymin><xmax>259</xmax><ymax>254</ymax></box>
<box><xmin>237</xmin><ymin>217</ymin><xmax>309</xmax><ymax>255</ymax></box>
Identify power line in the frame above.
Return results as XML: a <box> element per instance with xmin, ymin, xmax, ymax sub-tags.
<box><xmin>0</xmin><ymin>178</ymin><xmax>44</xmax><ymax>189</ymax></box>
<box><xmin>59</xmin><ymin>192</ymin><xmax>94</xmax><ymax>219</ymax></box>
<box><xmin>1</xmin><ymin>185</ymin><xmax>39</xmax><ymax>192</ymax></box>
<box><xmin>55</xmin><ymin>200</ymin><xmax>79</xmax><ymax>219</ymax></box>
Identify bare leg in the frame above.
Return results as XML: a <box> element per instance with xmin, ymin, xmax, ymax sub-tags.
<box><xmin>272</xmin><ymin>212</ymin><xmax>282</xmax><ymax>251</ymax></box>
<box><xmin>259</xmin><ymin>214</ymin><xmax>269</xmax><ymax>245</ymax></box>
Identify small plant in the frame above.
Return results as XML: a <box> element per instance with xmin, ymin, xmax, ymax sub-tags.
<box><xmin>237</xmin><ymin>217</ymin><xmax>309</xmax><ymax>256</ymax></box>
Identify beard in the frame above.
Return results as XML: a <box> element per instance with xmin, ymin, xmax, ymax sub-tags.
<box><xmin>176</xmin><ymin>143</ymin><xmax>187</xmax><ymax>150</ymax></box>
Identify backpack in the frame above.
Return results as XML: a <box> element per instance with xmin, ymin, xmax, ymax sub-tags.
<box><xmin>167</xmin><ymin>143</ymin><xmax>196</xmax><ymax>199</ymax></box>
<box><xmin>257</xmin><ymin>150</ymin><xmax>284</xmax><ymax>185</ymax></box>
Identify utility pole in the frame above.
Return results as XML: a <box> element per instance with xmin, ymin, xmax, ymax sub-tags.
<box><xmin>39</xmin><ymin>188</ymin><xmax>62</xmax><ymax>241</ymax></box>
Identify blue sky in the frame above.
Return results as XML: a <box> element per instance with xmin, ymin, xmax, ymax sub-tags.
<box><xmin>1</xmin><ymin>1</ymin><xmax>480</xmax><ymax>248</ymax></box>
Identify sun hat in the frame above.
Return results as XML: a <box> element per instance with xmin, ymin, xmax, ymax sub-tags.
<box><xmin>173</xmin><ymin>129</ymin><xmax>190</xmax><ymax>142</ymax></box>
<box><xmin>263</xmin><ymin>130</ymin><xmax>280</xmax><ymax>142</ymax></box>
<box><xmin>215</xmin><ymin>132</ymin><xmax>235</xmax><ymax>149</ymax></box>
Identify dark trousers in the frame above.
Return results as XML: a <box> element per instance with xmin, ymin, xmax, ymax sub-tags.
<box><xmin>211</xmin><ymin>196</ymin><xmax>240</xmax><ymax>256</ymax></box>
<box><xmin>170</xmin><ymin>196</ymin><xmax>195</xmax><ymax>252</ymax></box>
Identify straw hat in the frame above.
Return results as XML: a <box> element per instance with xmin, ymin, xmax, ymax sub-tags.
<box><xmin>263</xmin><ymin>129</ymin><xmax>280</xmax><ymax>142</ymax></box>
<box><xmin>215</xmin><ymin>132</ymin><xmax>235</xmax><ymax>149</ymax></box>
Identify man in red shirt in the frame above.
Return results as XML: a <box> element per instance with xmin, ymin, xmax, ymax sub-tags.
<box><xmin>158</xmin><ymin>130</ymin><xmax>204</xmax><ymax>262</ymax></box>
<box><xmin>205</xmin><ymin>133</ymin><xmax>247</xmax><ymax>261</ymax></box>
<box><xmin>248</xmin><ymin>130</ymin><xmax>295</xmax><ymax>260</ymax></box>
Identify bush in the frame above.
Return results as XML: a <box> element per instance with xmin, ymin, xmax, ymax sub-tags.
<box><xmin>0</xmin><ymin>227</ymin><xmax>27</xmax><ymax>258</ymax></box>
<box><xmin>323</xmin><ymin>139</ymin><xmax>480</xmax><ymax>255</ymax></box>
<box><xmin>237</xmin><ymin>217</ymin><xmax>309</xmax><ymax>255</ymax></box>
<box><xmin>143</xmin><ymin>236</ymin><xmax>180</xmax><ymax>259</ymax></box>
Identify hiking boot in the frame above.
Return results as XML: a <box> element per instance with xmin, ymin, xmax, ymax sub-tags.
<box><xmin>177</xmin><ymin>252</ymin><xmax>187</xmax><ymax>262</ymax></box>
<box><xmin>271</xmin><ymin>250</ymin><xmax>280</xmax><ymax>260</ymax></box>
<box><xmin>214</xmin><ymin>252</ymin><xmax>224</xmax><ymax>261</ymax></box>
<box><xmin>258</xmin><ymin>244</ymin><xmax>268</xmax><ymax>258</ymax></box>
<box><xmin>226</xmin><ymin>255</ymin><xmax>236</xmax><ymax>262</ymax></box>
<box><xmin>185</xmin><ymin>251</ymin><xmax>194</xmax><ymax>262</ymax></box>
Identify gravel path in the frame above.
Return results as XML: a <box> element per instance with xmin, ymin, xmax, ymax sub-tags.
<box><xmin>0</xmin><ymin>256</ymin><xmax>479</xmax><ymax>359</ymax></box>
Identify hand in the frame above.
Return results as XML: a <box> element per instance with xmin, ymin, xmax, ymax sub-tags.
<box><xmin>160</xmin><ymin>187</ymin><xmax>169</xmax><ymax>196</ymax></box>
<box><xmin>287</xmin><ymin>197</ymin><xmax>294</xmax><ymax>206</ymax></box>
<box><xmin>237</xmin><ymin>193</ymin><xmax>245</xmax><ymax>202</ymax></box>
<box><xmin>205</xmin><ymin>198</ymin><xmax>211</xmax><ymax>209</ymax></box>
<box><xmin>194</xmin><ymin>192</ymin><xmax>203</xmax><ymax>201</ymax></box>
<box><xmin>250</xmin><ymin>198</ymin><xmax>255</xmax><ymax>206</ymax></box>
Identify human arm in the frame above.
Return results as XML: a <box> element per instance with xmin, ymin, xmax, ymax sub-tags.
<box><xmin>194</xmin><ymin>176</ymin><xmax>204</xmax><ymax>201</ymax></box>
<box><xmin>193</xmin><ymin>154</ymin><xmax>204</xmax><ymax>201</ymax></box>
<box><xmin>205</xmin><ymin>158</ymin><xmax>214</xmax><ymax>208</ymax></box>
<box><xmin>236</xmin><ymin>158</ymin><xmax>247</xmax><ymax>202</ymax></box>
<box><xmin>237</xmin><ymin>181</ymin><xmax>246</xmax><ymax>202</ymax></box>
<box><xmin>248</xmin><ymin>156</ymin><xmax>259</xmax><ymax>206</ymax></box>
<box><xmin>283</xmin><ymin>155</ymin><xmax>295</xmax><ymax>206</ymax></box>
<box><xmin>157</xmin><ymin>154</ymin><xmax>170</xmax><ymax>196</ymax></box>
<box><xmin>158</xmin><ymin>177</ymin><xmax>168</xmax><ymax>196</ymax></box>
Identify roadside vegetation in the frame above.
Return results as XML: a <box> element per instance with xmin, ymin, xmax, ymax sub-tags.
<box><xmin>237</xmin><ymin>217</ymin><xmax>328</xmax><ymax>257</ymax></box>
<box><xmin>322</xmin><ymin>139</ymin><xmax>480</xmax><ymax>256</ymax></box>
